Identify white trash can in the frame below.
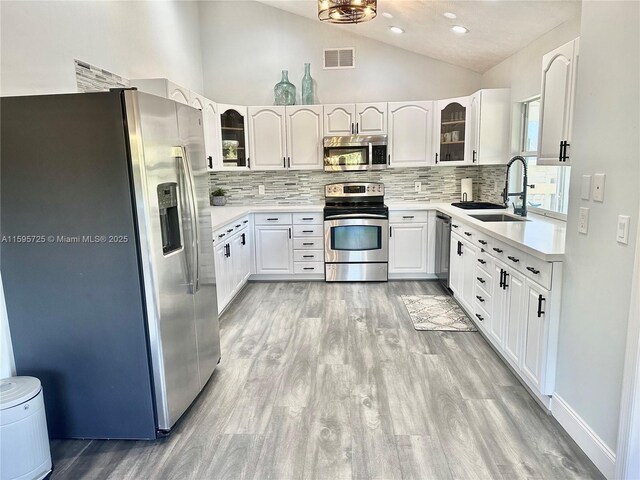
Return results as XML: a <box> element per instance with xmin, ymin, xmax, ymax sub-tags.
<box><xmin>0</xmin><ymin>377</ymin><xmax>52</xmax><ymax>480</ymax></box>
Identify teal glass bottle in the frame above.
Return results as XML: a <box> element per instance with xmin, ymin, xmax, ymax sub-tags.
<box><xmin>274</xmin><ymin>70</ymin><xmax>296</xmax><ymax>106</ymax></box>
<box><xmin>301</xmin><ymin>63</ymin><xmax>314</xmax><ymax>105</ymax></box>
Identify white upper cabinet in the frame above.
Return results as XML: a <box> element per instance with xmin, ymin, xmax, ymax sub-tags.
<box><xmin>355</xmin><ymin>103</ymin><xmax>387</xmax><ymax>135</ymax></box>
<box><xmin>324</xmin><ymin>103</ymin><xmax>387</xmax><ymax>136</ymax></box>
<box><xmin>248</xmin><ymin>106</ymin><xmax>287</xmax><ymax>170</ymax></box>
<box><xmin>323</xmin><ymin>104</ymin><xmax>357</xmax><ymax>135</ymax></box>
<box><xmin>467</xmin><ymin>92</ymin><xmax>481</xmax><ymax>165</ymax></box>
<box><xmin>130</xmin><ymin>78</ymin><xmax>191</xmax><ymax>106</ymax></box>
<box><xmin>191</xmin><ymin>93</ymin><xmax>220</xmax><ymax>171</ymax></box>
<box><xmin>434</xmin><ymin>96</ymin><xmax>472</xmax><ymax>166</ymax></box>
<box><xmin>286</xmin><ymin>105</ymin><xmax>323</xmax><ymax>170</ymax></box>
<box><xmin>168</xmin><ymin>83</ymin><xmax>191</xmax><ymax>106</ymax></box>
<box><xmin>218</xmin><ymin>104</ymin><xmax>250</xmax><ymax>170</ymax></box>
<box><xmin>537</xmin><ymin>38</ymin><xmax>579</xmax><ymax>165</ymax></box>
<box><xmin>467</xmin><ymin>89</ymin><xmax>511</xmax><ymax>165</ymax></box>
<box><xmin>387</xmin><ymin>101</ymin><xmax>434</xmax><ymax>168</ymax></box>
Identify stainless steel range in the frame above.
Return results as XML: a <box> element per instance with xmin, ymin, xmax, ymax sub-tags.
<box><xmin>324</xmin><ymin>182</ymin><xmax>389</xmax><ymax>282</ymax></box>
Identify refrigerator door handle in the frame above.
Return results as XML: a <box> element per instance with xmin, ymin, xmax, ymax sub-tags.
<box><xmin>177</xmin><ymin>146</ymin><xmax>200</xmax><ymax>293</ymax></box>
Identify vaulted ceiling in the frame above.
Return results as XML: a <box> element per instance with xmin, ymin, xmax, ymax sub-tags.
<box><xmin>257</xmin><ymin>0</ymin><xmax>581</xmax><ymax>73</ymax></box>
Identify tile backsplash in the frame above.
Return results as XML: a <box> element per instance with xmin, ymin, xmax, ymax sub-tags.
<box><xmin>209</xmin><ymin>165</ymin><xmax>506</xmax><ymax>205</ymax></box>
<box><xmin>75</xmin><ymin>60</ymin><xmax>129</xmax><ymax>92</ymax></box>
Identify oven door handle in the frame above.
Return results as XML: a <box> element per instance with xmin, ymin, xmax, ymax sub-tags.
<box><xmin>324</xmin><ymin>213</ymin><xmax>388</xmax><ymax>220</ymax></box>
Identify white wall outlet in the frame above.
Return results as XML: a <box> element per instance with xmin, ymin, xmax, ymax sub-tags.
<box><xmin>578</xmin><ymin>207</ymin><xmax>589</xmax><ymax>234</ymax></box>
<box><xmin>581</xmin><ymin>175</ymin><xmax>592</xmax><ymax>200</ymax></box>
<box><xmin>593</xmin><ymin>173</ymin><xmax>606</xmax><ymax>202</ymax></box>
<box><xmin>258</xmin><ymin>184</ymin><xmax>265</xmax><ymax>195</ymax></box>
<box><xmin>414</xmin><ymin>181</ymin><xmax>422</xmax><ymax>193</ymax></box>
<box><xmin>617</xmin><ymin>215</ymin><xmax>630</xmax><ymax>244</ymax></box>
<box><xmin>493</xmin><ymin>180</ymin><xmax>499</xmax><ymax>193</ymax></box>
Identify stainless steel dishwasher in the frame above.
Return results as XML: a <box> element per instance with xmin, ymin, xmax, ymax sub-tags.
<box><xmin>435</xmin><ymin>213</ymin><xmax>452</xmax><ymax>293</ymax></box>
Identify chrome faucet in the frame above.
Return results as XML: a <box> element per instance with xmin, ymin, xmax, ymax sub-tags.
<box><xmin>503</xmin><ymin>156</ymin><xmax>531</xmax><ymax>217</ymax></box>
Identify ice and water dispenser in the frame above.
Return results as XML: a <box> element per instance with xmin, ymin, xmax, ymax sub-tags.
<box><xmin>157</xmin><ymin>183</ymin><xmax>181</xmax><ymax>255</ymax></box>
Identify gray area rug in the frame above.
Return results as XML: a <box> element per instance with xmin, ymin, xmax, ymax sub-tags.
<box><xmin>401</xmin><ymin>294</ymin><xmax>477</xmax><ymax>332</ymax></box>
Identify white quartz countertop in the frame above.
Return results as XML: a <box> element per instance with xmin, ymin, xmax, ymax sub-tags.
<box><xmin>387</xmin><ymin>202</ymin><xmax>566</xmax><ymax>261</ymax></box>
<box><xmin>210</xmin><ymin>202</ymin><xmax>566</xmax><ymax>261</ymax></box>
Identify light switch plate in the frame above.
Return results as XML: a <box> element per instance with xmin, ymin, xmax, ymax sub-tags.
<box><xmin>617</xmin><ymin>215</ymin><xmax>630</xmax><ymax>244</ymax></box>
<box><xmin>581</xmin><ymin>175</ymin><xmax>592</xmax><ymax>200</ymax></box>
<box><xmin>593</xmin><ymin>173</ymin><xmax>606</xmax><ymax>202</ymax></box>
<box><xmin>258</xmin><ymin>184</ymin><xmax>265</xmax><ymax>195</ymax></box>
<box><xmin>578</xmin><ymin>207</ymin><xmax>589</xmax><ymax>234</ymax></box>
<box><xmin>414</xmin><ymin>181</ymin><xmax>422</xmax><ymax>193</ymax></box>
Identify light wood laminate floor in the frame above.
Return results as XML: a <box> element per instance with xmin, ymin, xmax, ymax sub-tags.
<box><xmin>50</xmin><ymin>281</ymin><xmax>603</xmax><ymax>480</ymax></box>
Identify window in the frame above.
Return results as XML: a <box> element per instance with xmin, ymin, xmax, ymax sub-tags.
<box><xmin>519</xmin><ymin>97</ymin><xmax>570</xmax><ymax>219</ymax></box>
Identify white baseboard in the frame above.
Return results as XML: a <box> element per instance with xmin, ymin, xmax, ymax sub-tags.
<box><xmin>551</xmin><ymin>394</ymin><xmax>616</xmax><ymax>479</ymax></box>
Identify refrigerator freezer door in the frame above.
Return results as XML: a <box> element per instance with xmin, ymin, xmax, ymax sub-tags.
<box><xmin>176</xmin><ymin>103</ymin><xmax>221</xmax><ymax>388</ymax></box>
<box><xmin>124</xmin><ymin>91</ymin><xmax>200</xmax><ymax>431</ymax></box>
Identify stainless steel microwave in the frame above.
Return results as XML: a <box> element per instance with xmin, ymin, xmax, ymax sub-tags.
<box><xmin>323</xmin><ymin>135</ymin><xmax>388</xmax><ymax>172</ymax></box>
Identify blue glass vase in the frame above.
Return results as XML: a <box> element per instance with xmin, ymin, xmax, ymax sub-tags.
<box><xmin>274</xmin><ymin>70</ymin><xmax>296</xmax><ymax>106</ymax></box>
<box><xmin>301</xmin><ymin>63</ymin><xmax>314</xmax><ymax>105</ymax></box>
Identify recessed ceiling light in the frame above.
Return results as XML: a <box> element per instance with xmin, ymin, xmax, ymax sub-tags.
<box><xmin>382</xmin><ymin>12</ymin><xmax>393</xmax><ymax>18</ymax></box>
<box><xmin>451</xmin><ymin>25</ymin><xmax>469</xmax><ymax>34</ymax></box>
<box><xmin>389</xmin><ymin>26</ymin><xmax>404</xmax><ymax>34</ymax></box>
<box><xmin>443</xmin><ymin>12</ymin><xmax>457</xmax><ymax>19</ymax></box>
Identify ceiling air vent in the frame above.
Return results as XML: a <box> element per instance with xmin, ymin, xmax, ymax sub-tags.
<box><xmin>323</xmin><ymin>48</ymin><xmax>355</xmax><ymax>69</ymax></box>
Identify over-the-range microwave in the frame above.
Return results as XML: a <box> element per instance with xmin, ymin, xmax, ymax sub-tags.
<box><xmin>323</xmin><ymin>135</ymin><xmax>388</xmax><ymax>172</ymax></box>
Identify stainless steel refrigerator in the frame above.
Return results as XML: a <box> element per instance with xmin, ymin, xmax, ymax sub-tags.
<box><xmin>0</xmin><ymin>89</ymin><xmax>220</xmax><ymax>439</ymax></box>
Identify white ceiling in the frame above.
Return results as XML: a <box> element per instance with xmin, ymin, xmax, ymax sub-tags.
<box><xmin>256</xmin><ymin>0</ymin><xmax>581</xmax><ymax>73</ymax></box>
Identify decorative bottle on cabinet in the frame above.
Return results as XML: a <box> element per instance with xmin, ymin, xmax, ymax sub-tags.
<box><xmin>301</xmin><ymin>63</ymin><xmax>314</xmax><ymax>105</ymax></box>
<box><xmin>274</xmin><ymin>70</ymin><xmax>296</xmax><ymax>106</ymax></box>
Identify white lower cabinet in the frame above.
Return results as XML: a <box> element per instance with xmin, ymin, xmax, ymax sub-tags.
<box><xmin>503</xmin><ymin>265</ymin><xmax>527</xmax><ymax>367</ymax></box>
<box><xmin>389</xmin><ymin>223</ymin><xmax>428</xmax><ymax>274</ymax></box>
<box><xmin>450</xmin><ymin>219</ymin><xmax>562</xmax><ymax>402</ymax></box>
<box><xmin>255</xmin><ymin>225</ymin><xmax>293</xmax><ymax>274</ymax></box>
<box><xmin>253</xmin><ymin>212</ymin><xmax>324</xmax><ymax>277</ymax></box>
<box><xmin>450</xmin><ymin>232</ymin><xmax>478</xmax><ymax>312</ymax></box>
<box><xmin>522</xmin><ymin>280</ymin><xmax>551</xmax><ymax>392</ymax></box>
<box><xmin>213</xmin><ymin>219</ymin><xmax>252</xmax><ymax>314</ymax></box>
<box><xmin>292</xmin><ymin>213</ymin><xmax>324</xmax><ymax>277</ymax></box>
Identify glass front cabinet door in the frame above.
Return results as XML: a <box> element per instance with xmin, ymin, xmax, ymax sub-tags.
<box><xmin>218</xmin><ymin>104</ymin><xmax>250</xmax><ymax>169</ymax></box>
<box><xmin>434</xmin><ymin>97</ymin><xmax>472</xmax><ymax>166</ymax></box>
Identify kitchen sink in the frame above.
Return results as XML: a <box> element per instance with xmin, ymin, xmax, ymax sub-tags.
<box><xmin>469</xmin><ymin>214</ymin><xmax>529</xmax><ymax>222</ymax></box>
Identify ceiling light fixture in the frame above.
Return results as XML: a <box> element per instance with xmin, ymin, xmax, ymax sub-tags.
<box><xmin>382</xmin><ymin>12</ymin><xmax>393</xmax><ymax>19</ymax></box>
<box><xmin>443</xmin><ymin>12</ymin><xmax>457</xmax><ymax>19</ymax></box>
<box><xmin>318</xmin><ymin>0</ymin><xmax>377</xmax><ymax>24</ymax></box>
<box><xmin>389</xmin><ymin>26</ymin><xmax>404</xmax><ymax>34</ymax></box>
<box><xmin>451</xmin><ymin>25</ymin><xmax>469</xmax><ymax>34</ymax></box>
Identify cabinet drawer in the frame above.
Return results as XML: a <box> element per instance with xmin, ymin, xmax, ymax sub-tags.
<box><xmin>473</xmin><ymin>300</ymin><xmax>491</xmax><ymax>330</ymax></box>
<box><xmin>294</xmin><ymin>261</ymin><xmax>324</xmax><ymax>274</ymax></box>
<box><xmin>294</xmin><ymin>250</ymin><xmax>324</xmax><ymax>262</ymax></box>
<box><xmin>292</xmin><ymin>212</ymin><xmax>323</xmax><ymax>225</ymax></box>
<box><xmin>522</xmin><ymin>254</ymin><xmax>553</xmax><ymax>289</ymax></box>
<box><xmin>389</xmin><ymin>210</ymin><xmax>430</xmax><ymax>223</ymax></box>
<box><xmin>293</xmin><ymin>224</ymin><xmax>323</xmax><ymax>237</ymax></box>
<box><xmin>474</xmin><ymin>284</ymin><xmax>492</xmax><ymax>315</ymax></box>
<box><xmin>476</xmin><ymin>250</ymin><xmax>493</xmax><ymax>271</ymax></box>
<box><xmin>475</xmin><ymin>265</ymin><xmax>493</xmax><ymax>293</ymax></box>
<box><xmin>502</xmin><ymin>245</ymin><xmax>526</xmax><ymax>273</ymax></box>
<box><xmin>254</xmin><ymin>213</ymin><xmax>292</xmax><ymax>225</ymax></box>
<box><xmin>294</xmin><ymin>237</ymin><xmax>324</xmax><ymax>250</ymax></box>
<box><xmin>475</xmin><ymin>234</ymin><xmax>493</xmax><ymax>252</ymax></box>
